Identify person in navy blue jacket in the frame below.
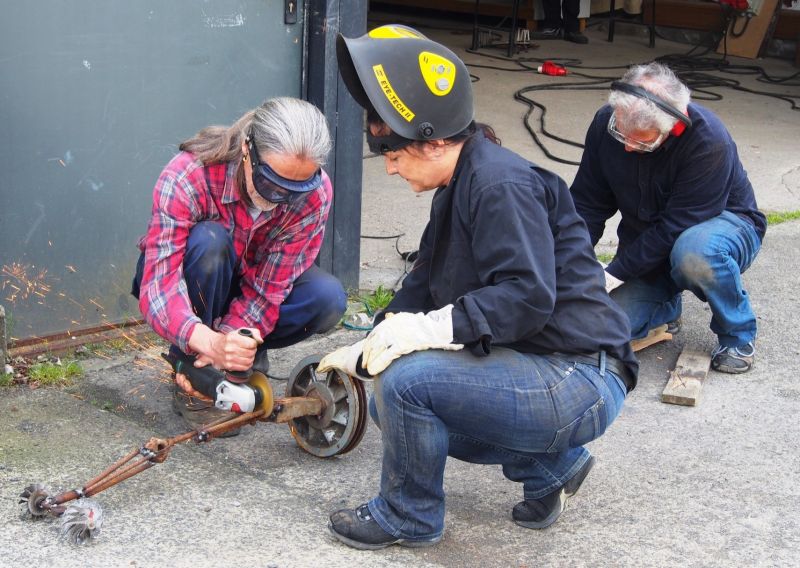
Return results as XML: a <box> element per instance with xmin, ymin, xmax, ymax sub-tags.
<box><xmin>571</xmin><ymin>62</ymin><xmax>766</xmax><ymax>374</ymax></box>
<box><xmin>316</xmin><ymin>24</ymin><xmax>637</xmax><ymax>550</ymax></box>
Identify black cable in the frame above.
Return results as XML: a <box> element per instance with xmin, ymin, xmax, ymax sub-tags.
<box><xmin>464</xmin><ymin>15</ymin><xmax>800</xmax><ymax>165</ymax></box>
<box><xmin>361</xmin><ymin>233</ymin><xmax>417</xmax><ymax>289</ymax></box>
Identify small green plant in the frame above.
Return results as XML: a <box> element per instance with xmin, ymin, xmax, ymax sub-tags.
<box><xmin>0</xmin><ymin>372</ymin><xmax>13</xmax><ymax>387</ymax></box>
<box><xmin>360</xmin><ymin>285</ymin><xmax>394</xmax><ymax>314</ymax></box>
<box><xmin>765</xmin><ymin>210</ymin><xmax>800</xmax><ymax>225</ymax></box>
<box><xmin>27</xmin><ymin>360</ymin><xmax>83</xmax><ymax>386</ymax></box>
<box><xmin>80</xmin><ymin>337</ymin><xmax>132</xmax><ymax>357</ymax></box>
<box><xmin>90</xmin><ymin>399</ymin><xmax>115</xmax><ymax>411</ymax></box>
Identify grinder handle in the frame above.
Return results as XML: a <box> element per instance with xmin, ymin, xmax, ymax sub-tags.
<box><xmin>225</xmin><ymin>328</ymin><xmax>256</xmax><ymax>383</ymax></box>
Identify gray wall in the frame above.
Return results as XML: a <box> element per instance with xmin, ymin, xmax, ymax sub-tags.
<box><xmin>1</xmin><ymin>0</ymin><xmax>363</xmax><ymax>340</ymax></box>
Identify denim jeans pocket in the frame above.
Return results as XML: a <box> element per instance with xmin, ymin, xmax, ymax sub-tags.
<box><xmin>546</xmin><ymin>397</ymin><xmax>607</xmax><ymax>453</ymax></box>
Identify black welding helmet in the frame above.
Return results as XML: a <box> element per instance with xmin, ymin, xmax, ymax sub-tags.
<box><xmin>337</xmin><ymin>24</ymin><xmax>474</xmax><ymax>143</ymax></box>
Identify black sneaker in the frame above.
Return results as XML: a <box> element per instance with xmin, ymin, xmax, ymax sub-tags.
<box><xmin>564</xmin><ymin>31</ymin><xmax>589</xmax><ymax>44</ymax></box>
<box><xmin>531</xmin><ymin>27</ymin><xmax>562</xmax><ymax>40</ymax></box>
<box><xmin>666</xmin><ymin>318</ymin><xmax>682</xmax><ymax>335</ymax></box>
<box><xmin>328</xmin><ymin>503</ymin><xmax>442</xmax><ymax>550</ymax></box>
<box><xmin>512</xmin><ymin>455</ymin><xmax>595</xmax><ymax>529</ymax></box>
<box><xmin>711</xmin><ymin>341</ymin><xmax>755</xmax><ymax>374</ymax></box>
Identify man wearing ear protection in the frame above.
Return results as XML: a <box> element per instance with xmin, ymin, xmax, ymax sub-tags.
<box><xmin>571</xmin><ymin>62</ymin><xmax>766</xmax><ymax>374</ymax></box>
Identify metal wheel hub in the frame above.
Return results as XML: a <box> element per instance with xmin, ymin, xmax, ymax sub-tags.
<box><xmin>285</xmin><ymin>354</ymin><xmax>368</xmax><ymax>458</ymax></box>
<box><xmin>19</xmin><ymin>484</ymin><xmax>50</xmax><ymax>517</ymax></box>
<box><xmin>303</xmin><ymin>380</ymin><xmax>336</xmax><ymax>430</ymax></box>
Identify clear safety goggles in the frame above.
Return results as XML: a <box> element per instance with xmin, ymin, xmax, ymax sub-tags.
<box><xmin>607</xmin><ymin>114</ymin><xmax>666</xmax><ymax>153</ymax></box>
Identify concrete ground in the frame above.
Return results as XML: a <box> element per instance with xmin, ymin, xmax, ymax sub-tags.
<box><xmin>2</xmin><ymin>14</ymin><xmax>800</xmax><ymax>568</ymax></box>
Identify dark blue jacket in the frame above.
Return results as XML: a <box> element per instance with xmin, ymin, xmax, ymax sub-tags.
<box><xmin>571</xmin><ymin>103</ymin><xmax>766</xmax><ymax>281</ymax></box>
<box><xmin>382</xmin><ymin>133</ymin><xmax>639</xmax><ymax>387</ymax></box>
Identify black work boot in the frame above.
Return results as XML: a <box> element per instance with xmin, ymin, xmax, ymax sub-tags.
<box><xmin>564</xmin><ymin>30</ymin><xmax>589</xmax><ymax>44</ymax></box>
<box><xmin>666</xmin><ymin>318</ymin><xmax>682</xmax><ymax>335</ymax></box>
<box><xmin>512</xmin><ymin>455</ymin><xmax>595</xmax><ymax>529</ymax></box>
<box><xmin>328</xmin><ymin>503</ymin><xmax>441</xmax><ymax>550</ymax></box>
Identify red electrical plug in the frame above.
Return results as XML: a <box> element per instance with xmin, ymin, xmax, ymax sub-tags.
<box><xmin>537</xmin><ymin>61</ymin><xmax>568</xmax><ymax>76</ymax></box>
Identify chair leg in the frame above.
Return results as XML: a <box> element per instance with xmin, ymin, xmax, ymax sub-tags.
<box><xmin>608</xmin><ymin>0</ymin><xmax>616</xmax><ymax>42</ymax></box>
<box><xmin>649</xmin><ymin>0</ymin><xmax>656</xmax><ymax>47</ymax></box>
<box><xmin>471</xmin><ymin>0</ymin><xmax>481</xmax><ymax>50</ymax></box>
<box><xmin>507</xmin><ymin>0</ymin><xmax>521</xmax><ymax>57</ymax></box>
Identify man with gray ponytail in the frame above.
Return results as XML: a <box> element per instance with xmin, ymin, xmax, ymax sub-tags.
<box><xmin>571</xmin><ymin>62</ymin><xmax>766</xmax><ymax>374</ymax></box>
<box><xmin>132</xmin><ymin>97</ymin><xmax>346</xmax><ymax>430</ymax></box>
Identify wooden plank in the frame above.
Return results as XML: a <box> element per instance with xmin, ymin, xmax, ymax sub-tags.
<box><xmin>631</xmin><ymin>324</ymin><xmax>672</xmax><ymax>353</ymax></box>
<box><xmin>661</xmin><ymin>348</ymin><xmax>711</xmax><ymax>407</ymax></box>
<box><xmin>716</xmin><ymin>0</ymin><xmax>781</xmax><ymax>59</ymax></box>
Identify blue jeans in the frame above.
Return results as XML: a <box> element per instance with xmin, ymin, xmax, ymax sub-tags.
<box><xmin>611</xmin><ymin>211</ymin><xmax>761</xmax><ymax>348</ymax></box>
<box><xmin>364</xmin><ymin>347</ymin><xmax>628</xmax><ymax>541</ymax></box>
<box><xmin>132</xmin><ymin>221</ymin><xmax>346</xmax><ymax>352</ymax></box>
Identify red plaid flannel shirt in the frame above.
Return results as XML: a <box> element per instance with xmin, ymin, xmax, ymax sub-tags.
<box><xmin>137</xmin><ymin>151</ymin><xmax>331</xmax><ymax>352</ymax></box>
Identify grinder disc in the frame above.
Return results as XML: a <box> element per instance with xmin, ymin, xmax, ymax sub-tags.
<box><xmin>248</xmin><ymin>371</ymin><xmax>274</xmax><ymax>413</ymax></box>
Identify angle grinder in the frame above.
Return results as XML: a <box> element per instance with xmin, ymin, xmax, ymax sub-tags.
<box><xmin>163</xmin><ymin>329</ymin><xmax>273</xmax><ymax>414</ymax></box>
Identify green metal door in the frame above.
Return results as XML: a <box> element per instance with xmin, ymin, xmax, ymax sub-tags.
<box><xmin>0</xmin><ymin>1</ymin><xmax>309</xmax><ymax>339</ymax></box>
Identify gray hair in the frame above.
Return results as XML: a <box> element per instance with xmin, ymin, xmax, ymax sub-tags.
<box><xmin>251</xmin><ymin>97</ymin><xmax>332</xmax><ymax>166</ymax></box>
<box><xmin>179</xmin><ymin>97</ymin><xmax>332</xmax><ymax>167</ymax></box>
<box><xmin>608</xmin><ymin>62</ymin><xmax>691</xmax><ymax>134</ymax></box>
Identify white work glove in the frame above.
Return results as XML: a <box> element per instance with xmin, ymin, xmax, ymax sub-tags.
<box><xmin>362</xmin><ymin>304</ymin><xmax>464</xmax><ymax>376</ymax></box>
<box><xmin>317</xmin><ymin>339</ymin><xmax>373</xmax><ymax>381</ymax></box>
<box><xmin>604</xmin><ymin>270</ymin><xmax>624</xmax><ymax>293</ymax></box>
<box><xmin>599</xmin><ymin>262</ymin><xmax>624</xmax><ymax>293</ymax></box>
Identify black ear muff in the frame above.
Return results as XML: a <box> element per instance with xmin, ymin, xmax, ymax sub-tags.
<box><xmin>610</xmin><ymin>81</ymin><xmax>691</xmax><ymax>136</ymax></box>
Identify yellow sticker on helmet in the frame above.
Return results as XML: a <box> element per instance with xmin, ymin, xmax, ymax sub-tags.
<box><xmin>418</xmin><ymin>51</ymin><xmax>455</xmax><ymax>97</ymax></box>
<box><xmin>368</xmin><ymin>25</ymin><xmax>424</xmax><ymax>39</ymax></box>
<box><xmin>372</xmin><ymin>64</ymin><xmax>415</xmax><ymax>122</ymax></box>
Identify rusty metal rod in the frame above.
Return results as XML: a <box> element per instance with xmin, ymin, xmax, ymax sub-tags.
<box><xmin>46</xmin><ymin>449</ymin><xmax>144</xmax><ymax>507</ymax></box>
<box><xmin>47</xmin><ymin>489</ymin><xmax>83</xmax><ymax>508</ymax></box>
<box><xmin>86</xmin><ymin>460</ymin><xmax>156</xmax><ymax>497</ymax></box>
<box><xmin>81</xmin><ymin>447</ymin><xmax>141</xmax><ymax>490</ymax></box>
<box><xmin>203</xmin><ymin>409</ymin><xmax>268</xmax><ymax>436</ymax></box>
<box><xmin>83</xmin><ymin>454</ymin><xmax>155</xmax><ymax>496</ymax></box>
<box><xmin>44</xmin><ymin>408</ymin><xmax>271</xmax><ymax>511</ymax></box>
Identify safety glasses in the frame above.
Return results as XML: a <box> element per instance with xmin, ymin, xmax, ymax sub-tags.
<box><xmin>607</xmin><ymin>114</ymin><xmax>665</xmax><ymax>153</ymax></box>
<box><xmin>247</xmin><ymin>136</ymin><xmax>322</xmax><ymax>204</ymax></box>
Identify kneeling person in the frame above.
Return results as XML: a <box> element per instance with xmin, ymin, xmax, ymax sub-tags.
<box><xmin>319</xmin><ymin>25</ymin><xmax>638</xmax><ymax>550</ymax></box>
<box><xmin>571</xmin><ymin>63</ymin><xmax>766</xmax><ymax>373</ymax></box>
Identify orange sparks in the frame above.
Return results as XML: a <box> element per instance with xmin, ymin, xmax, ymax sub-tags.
<box><xmin>1</xmin><ymin>263</ymin><xmax>51</xmax><ymax>302</ymax></box>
